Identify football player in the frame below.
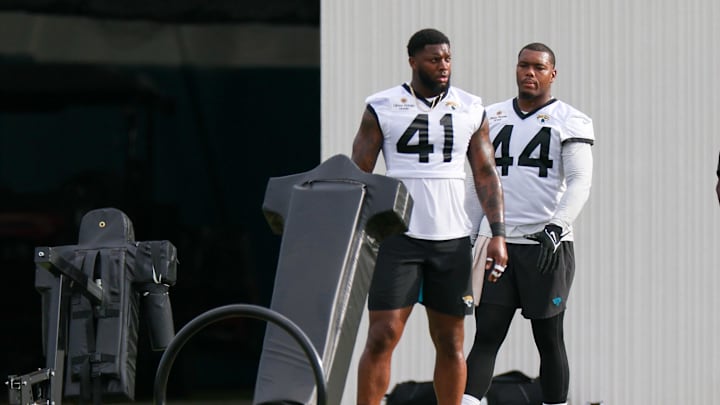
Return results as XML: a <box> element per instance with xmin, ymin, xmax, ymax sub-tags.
<box><xmin>463</xmin><ymin>43</ymin><xmax>594</xmax><ymax>405</ymax></box>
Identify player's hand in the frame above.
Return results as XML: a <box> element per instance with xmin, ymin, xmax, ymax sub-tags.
<box><xmin>485</xmin><ymin>236</ymin><xmax>508</xmax><ymax>282</ymax></box>
<box><xmin>524</xmin><ymin>224</ymin><xmax>563</xmax><ymax>274</ymax></box>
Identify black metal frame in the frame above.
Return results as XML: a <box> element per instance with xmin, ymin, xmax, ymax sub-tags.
<box><xmin>153</xmin><ymin>304</ymin><xmax>327</xmax><ymax>405</ymax></box>
<box><xmin>6</xmin><ymin>246</ymin><xmax>105</xmax><ymax>405</ymax></box>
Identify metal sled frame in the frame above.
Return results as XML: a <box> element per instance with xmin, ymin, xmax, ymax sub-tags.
<box><xmin>6</xmin><ymin>246</ymin><xmax>104</xmax><ymax>405</ymax></box>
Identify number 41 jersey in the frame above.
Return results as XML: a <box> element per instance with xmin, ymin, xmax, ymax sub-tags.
<box><xmin>486</xmin><ymin>98</ymin><xmax>594</xmax><ymax>227</ymax></box>
<box><xmin>367</xmin><ymin>83</ymin><xmax>486</xmax><ymax>179</ymax></box>
<box><xmin>366</xmin><ymin>83</ymin><xmax>486</xmax><ymax>240</ymax></box>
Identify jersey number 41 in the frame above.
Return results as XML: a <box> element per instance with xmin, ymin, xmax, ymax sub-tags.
<box><xmin>396</xmin><ymin>114</ymin><xmax>454</xmax><ymax>163</ymax></box>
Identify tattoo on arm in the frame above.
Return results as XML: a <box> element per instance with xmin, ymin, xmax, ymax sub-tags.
<box><xmin>468</xmin><ymin>119</ymin><xmax>504</xmax><ymax>224</ymax></box>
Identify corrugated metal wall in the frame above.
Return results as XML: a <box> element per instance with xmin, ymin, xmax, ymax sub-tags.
<box><xmin>321</xmin><ymin>1</ymin><xmax>720</xmax><ymax>404</ymax></box>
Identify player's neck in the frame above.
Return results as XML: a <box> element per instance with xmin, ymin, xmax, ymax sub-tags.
<box><xmin>517</xmin><ymin>94</ymin><xmax>553</xmax><ymax>113</ymax></box>
<box><xmin>409</xmin><ymin>81</ymin><xmax>443</xmax><ymax>99</ymax></box>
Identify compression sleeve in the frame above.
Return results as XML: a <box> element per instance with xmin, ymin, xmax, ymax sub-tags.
<box><xmin>550</xmin><ymin>141</ymin><xmax>593</xmax><ymax>231</ymax></box>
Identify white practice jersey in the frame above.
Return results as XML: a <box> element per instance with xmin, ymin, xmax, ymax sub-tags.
<box><xmin>479</xmin><ymin>98</ymin><xmax>594</xmax><ymax>241</ymax></box>
<box><xmin>366</xmin><ymin>83</ymin><xmax>486</xmax><ymax>240</ymax></box>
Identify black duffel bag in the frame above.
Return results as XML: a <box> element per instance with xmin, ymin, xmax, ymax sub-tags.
<box><xmin>385</xmin><ymin>380</ymin><xmax>436</xmax><ymax>405</ymax></box>
<box><xmin>486</xmin><ymin>370</ymin><xmax>542</xmax><ymax>405</ymax></box>
<box><xmin>385</xmin><ymin>370</ymin><xmax>541</xmax><ymax>405</ymax></box>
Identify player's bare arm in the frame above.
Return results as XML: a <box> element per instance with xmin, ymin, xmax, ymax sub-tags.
<box><xmin>468</xmin><ymin>117</ymin><xmax>508</xmax><ymax>273</ymax></box>
<box><xmin>468</xmin><ymin>118</ymin><xmax>504</xmax><ymax>227</ymax></box>
<box><xmin>351</xmin><ymin>108</ymin><xmax>383</xmax><ymax>173</ymax></box>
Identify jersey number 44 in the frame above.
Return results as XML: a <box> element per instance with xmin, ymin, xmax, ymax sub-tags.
<box><xmin>493</xmin><ymin>125</ymin><xmax>554</xmax><ymax>178</ymax></box>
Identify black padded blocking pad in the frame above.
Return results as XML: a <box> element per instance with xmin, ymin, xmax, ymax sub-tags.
<box><xmin>255</xmin><ymin>154</ymin><xmax>412</xmax><ymax>404</ymax></box>
<box><xmin>35</xmin><ymin>208</ymin><xmax>139</xmax><ymax>400</ymax></box>
<box><xmin>33</xmin><ymin>208</ymin><xmax>177</xmax><ymax>401</ymax></box>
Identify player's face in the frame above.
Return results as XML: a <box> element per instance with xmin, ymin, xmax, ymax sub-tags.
<box><xmin>516</xmin><ymin>49</ymin><xmax>556</xmax><ymax>100</ymax></box>
<box><xmin>410</xmin><ymin>44</ymin><xmax>451</xmax><ymax>94</ymax></box>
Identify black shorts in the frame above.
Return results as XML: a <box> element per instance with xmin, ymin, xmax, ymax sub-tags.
<box><xmin>368</xmin><ymin>234</ymin><xmax>473</xmax><ymax>317</ymax></box>
<box><xmin>479</xmin><ymin>242</ymin><xmax>575</xmax><ymax>319</ymax></box>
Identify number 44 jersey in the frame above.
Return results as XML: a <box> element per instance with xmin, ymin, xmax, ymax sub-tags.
<box><xmin>365</xmin><ymin>83</ymin><xmax>486</xmax><ymax>240</ymax></box>
<box><xmin>486</xmin><ymin>98</ymin><xmax>595</xmax><ymax>228</ymax></box>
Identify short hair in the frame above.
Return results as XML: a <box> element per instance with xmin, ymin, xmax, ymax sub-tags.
<box><xmin>519</xmin><ymin>42</ymin><xmax>556</xmax><ymax>67</ymax></box>
<box><xmin>407</xmin><ymin>28</ymin><xmax>450</xmax><ymax>57</ymax></box>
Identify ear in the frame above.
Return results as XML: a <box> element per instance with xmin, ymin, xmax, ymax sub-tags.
<box><xmin>550</xmin><ymin>68</ymin><xmax>557</xmax><ymax>83</ymax></box>
<box><xmin>408</xmin><ymin>56</ymin><xmax>416</xmax><ymax>70</ymax></box>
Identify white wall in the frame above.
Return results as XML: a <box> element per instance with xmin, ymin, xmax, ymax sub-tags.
<box><xmin>322</xmin><ymin>1</ymin><xmax>720</xmax><ymax>404</ymax></box>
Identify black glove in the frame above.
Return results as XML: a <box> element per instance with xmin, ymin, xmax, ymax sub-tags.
<box><xmin>524</xmin><ymin>224</ymin><xmax>563</xmax><ymax>274</ymax></box>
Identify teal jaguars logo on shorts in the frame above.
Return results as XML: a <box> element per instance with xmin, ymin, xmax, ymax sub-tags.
<box><xmin>552</xmin><ymin>297</ymin><xmax>562</xmax><ymax>306</ymax></box>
